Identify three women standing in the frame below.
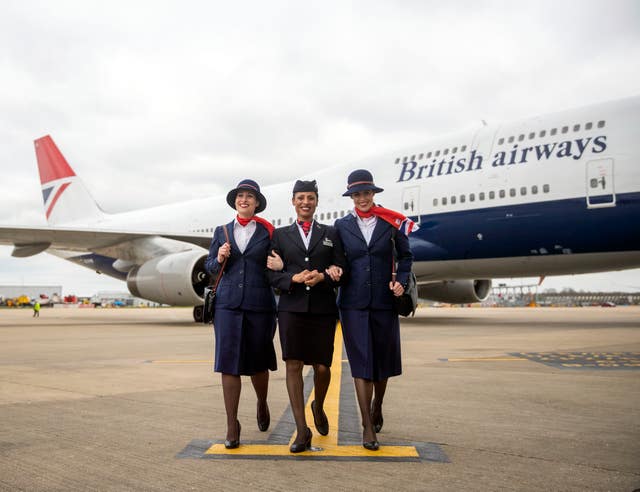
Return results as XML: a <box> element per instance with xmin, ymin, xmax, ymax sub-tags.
<box><xmin>205</xmin><ymin>179</ymin><xmax>277</xmax><ymax>449</ymax></box>
<box><xmin>335</xmin><ymin>169</ymin><xmax>415</xmax><ymax>450</ymax></box>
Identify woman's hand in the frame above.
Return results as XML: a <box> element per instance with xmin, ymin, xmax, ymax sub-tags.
<box><xmin>292</xmin><ymin>270</ymin><xmax>311</xmax><ymax>283</ymax></box>
<box><xmin>304</xmin><ymin>270</ymin><xmax>325</xmax><ymax>287</ymax></box>
<box><xmin>324</xmin><ymin>265</ymin><xmax>343</xmax><ymax>282</ymax></box>
<box><xmin>267</xmin><ymin>250</ymin><xmax>284</xmax><ymax>271</ymax></box>
<box><xmin>217</xmin><ymin>242</ymin><xmax>231</xmax><ymax>263</ymax></box>
<box><xmin>389</xmin><ymin>281</ymin><xmax>405</xmax><ymax>297</ymax></box>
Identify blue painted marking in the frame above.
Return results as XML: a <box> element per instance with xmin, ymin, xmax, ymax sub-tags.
<box><xmin>42</xmin><ymin>186</ymin><xmax>53</xmax><ymax>204</ymax></box>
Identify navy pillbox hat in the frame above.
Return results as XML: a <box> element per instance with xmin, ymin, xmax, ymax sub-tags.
<box><xmin>292</xmin><ymin>179</ymin><xmax>318</xmax><ymax>194</ymax></box>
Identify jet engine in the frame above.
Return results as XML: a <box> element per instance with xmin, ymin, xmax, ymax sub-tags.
<box><xmin>418</xmin><ymin>279</ymin><xmax>492</xmax><ymax>304</ymax></box>
<box><xmin>126</xmin><ymin>250</ymin><xmax>210</xmax><ymax>306</ymax></box>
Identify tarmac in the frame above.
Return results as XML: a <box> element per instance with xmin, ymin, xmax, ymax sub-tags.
<box><xmin>0</xmin><ymin>306</ymin><xmax>639</xmax><ymax>491</ymax></box>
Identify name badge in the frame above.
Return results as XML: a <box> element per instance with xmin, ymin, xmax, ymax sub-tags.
<box><xmin>323</xmin><ymin>238</ymin><xmax>333</xmax><ymax>247</ymax></box>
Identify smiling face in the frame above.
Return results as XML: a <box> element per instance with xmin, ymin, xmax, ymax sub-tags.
<box><xmin>235</xmin><ymin>190</ymin><xmax>258</xmax><ymax>218</ymax></box>
<box><xmin>292</xmin><ymin>191</ymin><xmax>317</xmax><ymax>221</ymax></box>
<box><xmin>351</xmin><ymin>189</ymin><xmax>375</xmax><ymax>213</ymax></box>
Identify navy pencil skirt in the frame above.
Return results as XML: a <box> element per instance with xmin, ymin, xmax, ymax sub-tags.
<box><xmin>213</xmin><ymin>308</ymin><xmax>277</xmax><ymax>376</ymax></box>
<box><xmin>339</xmin><ymin>308</ymin><xmax>402</xmax><ymax>381</ymax></box>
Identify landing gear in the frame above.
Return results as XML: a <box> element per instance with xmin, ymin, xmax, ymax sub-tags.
<box><xmin>193</xmin><ymin>305</ymin><xmax>204</xmax><ymax>323</ymax></box>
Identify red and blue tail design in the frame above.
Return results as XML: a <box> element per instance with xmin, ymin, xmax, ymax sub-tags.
<box><xmin>34</xmin><ymin>135</ymin><xmax>104</xmax><ymax>225</ymax></box>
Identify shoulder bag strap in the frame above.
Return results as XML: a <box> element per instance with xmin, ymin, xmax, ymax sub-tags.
<box><xmin>211</xmin><ymin>225</ymin><xmax>230</xmax><ymax>291</ymax></box>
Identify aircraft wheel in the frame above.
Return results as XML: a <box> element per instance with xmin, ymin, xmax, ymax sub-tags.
<box><xmin>193</xmin><ymin>305</ymin><xmax>204</xmax><ymax>323</ymax></box>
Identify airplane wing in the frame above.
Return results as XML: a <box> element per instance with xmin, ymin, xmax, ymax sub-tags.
<box><xmin>0</xmin><ymin>225</ymin><xmax>211</xmax><ymax>257</ymax></box>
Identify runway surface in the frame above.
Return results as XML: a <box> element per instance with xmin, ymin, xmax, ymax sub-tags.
<box><xmin>0</xmin><ymin>306</ymin><xmax>639</xmax><ymax>491</ymax></box>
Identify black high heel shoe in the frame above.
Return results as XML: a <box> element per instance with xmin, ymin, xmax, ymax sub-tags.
<box><xmin>257</xmin><ymin>401</ymin><xmax>270</xmax><ymax>432</ymax></box>
<box><xmin>311</xmin><ymin>400</ymin><xmax>329</xmax><ymax>436</ymax></box>
<box><xmin>224</xmin><ymin>420</ymin><xmax>241</xmax><ymax>449</ymax></box>
<box><xmin>371</xmin><ymin>403</ymin><xmax>384</xmax><ymax>433</ymax></box>
<box><xmin>289</xmin><ymin>427</ymin><xmax>312</xmax><ymax>453</ymax></box>
<box><xmin>362</xmin><ymin>428</ymin><xmax>379</xmax><ymax>451</ymax></box>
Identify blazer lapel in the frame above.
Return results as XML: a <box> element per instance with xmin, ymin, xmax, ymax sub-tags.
<box><xmin>342</xmin><ymin>214</ymin><xmax>368</xmax><ymax>245</ymax></box>
<box><xmin>369</xmin><ymin>218</ymin><xmax>390</xmax><ymax>246</ymax></box>
<box><xmin>307</xmin><ymin>222</ymin><xmax>324</xmax><ymax>253</ymax></box>
<box><xmin>285</xmin><ymin>222</ymin><xmax>308</xmax><ymax>253</ymax></box>
<box><xmin>224</xmin><ymin>220</ymin><xmax>241</xmax><ymax>254</ymax></box>
<box><xmin>244</xmin><ymin>221</ymin><xmax>268</xmax><ymax>253</ymax></box>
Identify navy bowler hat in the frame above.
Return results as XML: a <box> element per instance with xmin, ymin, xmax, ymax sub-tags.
<box><xmin>342</xmin><ymin>169</ymin><xmax>384</xmax><ymax>197</ymax></box>
<box><xmin>226</xmin><ymin>179</ymin><xmax>267</xmax><ymax>213</ymax></box>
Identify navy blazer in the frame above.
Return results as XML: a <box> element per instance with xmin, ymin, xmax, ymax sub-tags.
<box><xmin>267</xmin><ymin>222</ymin><xmax>347</xmax><ymax>315</ymax></box>
<box><xmin>205</xmin><ymin>220</ymin><xmax>275</xmax><ymax>312</ymax></box>
<box><xmin>335</xmin><ymin>214</ymin><xmax>413</xmax><ymax>310</ymax></box>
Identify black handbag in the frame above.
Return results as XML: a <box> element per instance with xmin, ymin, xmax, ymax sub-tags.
<box><xmin>203</xmin><ymin>225</ymin><xmax>229</xmax><ymax>324</ymax></box>
<box><xmin>391</xmin><ymin>233</ymin><xmax>418</xmax><ymax>317</ymax></box>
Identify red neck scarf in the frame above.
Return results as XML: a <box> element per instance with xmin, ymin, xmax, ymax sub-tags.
<box><xmin>236</xmin><ymin>215</ymin><xmax>275</xmax><ymax>238</ymax></box>
<box><xmin>297</xmin><ymin>220</ymin><xmax>312</xmax><ymax>236</ymax></box>
<box><xmin>355</xmin><ymin>205</ymin><xmax>419</xmax><ymax>234</ymax></box>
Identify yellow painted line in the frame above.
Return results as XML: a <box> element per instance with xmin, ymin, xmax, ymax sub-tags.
<box><xmin>299</xmin><ymin>323</ymin><xmax>344</xmax><ymax>447</ymax></box>
<box><xmin>205</xmin><ymin>443</ymin><xmax>418</xmax><ymax>457</ymax></box>
<box><xmin>147</xmin><ymin>360</ymin><xmax>213</xmax><ymax>364</ymax></box>
<box><xmin>444</xmin><ymin>357</ymin><xmax>526</xmax><ymax>362</ymax></box>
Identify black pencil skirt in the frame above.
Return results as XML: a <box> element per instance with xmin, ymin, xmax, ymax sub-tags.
<box><xmin>277</xmin><ymin>311</ymin><xmax>337</xmax><ymax>367</ymax></box>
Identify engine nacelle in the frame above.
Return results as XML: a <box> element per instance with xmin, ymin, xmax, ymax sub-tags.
<box><xmin>418</xmin><ymin>279</ymin><xmax>492</xmax><ymax>304</ymax></box>
<box><xmin>126</xmin><ymin>250</ymin><xmax>210</xmax><ymax>306</ymax></box>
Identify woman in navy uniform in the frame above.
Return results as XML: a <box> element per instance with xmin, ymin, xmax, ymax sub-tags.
<box><xmin>266</xmin><ymin>180</ymin><xmax>346</xmax><ymax>453</ymax></box>
<box><xmin>205</xmin><ymin>179</ymin><xmax>277</xmax><ymax>449</ymax></box>
<box><xmin>334</xmin><ymin>169</ymin><xmax>416</xmax><ymax>450</ymax></box>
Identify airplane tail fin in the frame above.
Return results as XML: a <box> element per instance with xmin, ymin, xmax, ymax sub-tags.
<box><xmin>34</xmin><ymin>135</ymin><xmax>105</xmax><ymax>225</ymax></box>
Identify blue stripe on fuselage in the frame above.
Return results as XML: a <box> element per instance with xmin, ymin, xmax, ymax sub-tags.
<box><xmin>409</xmin><ymin>191</ymin><xmax>640</xmax><ymax>261</ymax></box>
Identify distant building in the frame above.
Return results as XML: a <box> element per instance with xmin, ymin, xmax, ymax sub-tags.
<box><xmin>0</xmin><ymin>285</ymin><xmax>62</xmax><ymax>300</ymax></box>
<box><xmin>91</xmin><ymin>291</ymin><xmax>162</xmax><ymax>307</ymax></box>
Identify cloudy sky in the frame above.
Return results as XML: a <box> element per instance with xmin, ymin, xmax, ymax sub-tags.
<box><xmin>0</xmin><ymin>0</ymin><xmax>639</xmax><ymax>295</ymax></box>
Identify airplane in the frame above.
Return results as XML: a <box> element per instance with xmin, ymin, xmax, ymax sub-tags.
<box><xmin>1</xmin><ymin>95</ymin><xmax>639</xmax><ymax>322</ymax></box>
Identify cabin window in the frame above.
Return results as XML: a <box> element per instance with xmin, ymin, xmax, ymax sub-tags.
<box><xmin>489</xmin><ymin>191</ymin><xmax>495</xmax><ymax>199</ymax></box>
<box><xmin>395</xmin><ymin>157</ymin><xmax>400</xmax><ymax>164</ymax></box>
<box><xmin>532</xmin><ymin>185</ymin><xmax>538</xmax><ymax>194</ymax></box>
<box><xmin>499</xmin><ymin>190</ymin><xmax>506</xmax><ymax>198</ymax></box>
<box><xmin>539</xmin><ymin>130</ymin><xmax>546</xmax><ymax>138</ymax></box>
<box><xmin>442</xmin><ymin>197</ymin><xmax>447</xmax><ymax>205</ymax></box>
<box><xmin>469</xmin><ymin>193</ymin><xmax>475</xmax><ymax>202</ymax></box>
<box><xmin>340</xmin><ymin>210</ymin><xmax>345</xmax><ymax>217</ymax></box>
<box><xmin>498</xmin><ymin>138</ymin><xmax>504</xmax><ymax>145</ymax></box>
<box><xmin>518</xmin><ymin>134</ymin><xmax>524</xmax><ymax>142</ymax></box>
<box><xmin>452</xmin><ymin>147</ymin><xmax>458</xmax><ymax>153</ymax></box>
<box><xmin>320</xmin><ymin>213</ymin><xmax>325</xmax><ymax>220</ymax></box>
<box><xmin>276</xmin><ymin>219</ymin><xmax>281</xmax><ymax>225</ymax></box>
<box><xmin>411</xmin><ymin>154</ymin><xmax>416</xmax><ymax>161</ymax></box>
<box><xmin>403</xmin><ymin>156</ymin><xmax>408</xmax><ymax>163</ymax></box>
<box><xmin>520</xmin><ymin>186</ymin><xmax>527</xmax><ymax>196</ymax></box>
<box><xmin>508</xmin><ymin>136</ymin><xmax>515</xmax><ymax>143</ymax></box>
<box><xmin>443</xmin><ymin>148</ymin><xmax>449</xmax><ymax>155</ymax></box>
<box><xmin>573</xmin><ymin>124</ymin><xmax>580</xmax><ymax>132</ymax></box>
<box><xmin>585</xmin><ymin>122</ymin><xmax>593</xmax><ymax>130</ymax></box>
<box><xmin>561</xmin><ymin>126</ymin><xmax>568</xmax><ymax>134</ymax></box>
<box><xmin>419</xmin><ymin>153</ymin><xmax>424</xmax><ymax>160</ymax></box>
<box><xmin>479</xmin><ymin>192</ymin><xmax>485</xmax><ymax>200</ymax></box>
<box><xmin>460</xmin><ymin>195</ymin><xmax>466</xmax><ymax>203</ymax></box>
<box><xmin>597</xmin><ymin>120</ymin><xmax>605</xmax><ymax>128</ymax></box>
<box><xmin>509</xmin><ymin>188</ymin><xmax>516</xmax><ymax>197</ymax></box>
<box><xmin>528</xmin><ymin>132</ymin><xmax>535</xmax><ymax>139</ymax></box>
<box><xmin>461</xmin><ymin>145</ymin><xmax>467</xmax><ymax>151</ymax></box>
<box><xmin>435</xmin><ymin>150</ymin><xmax>441</xmax><ymax>157</ymax></box>
<box><xmin>451</xmin><ymin>196</ymin><xmax>457</xmax><ymax>204</ymax></box>
<box><xmin>427</xmin><ymin>152</ymin><xmax>432</xmax><ymax>158</ymax></box>
<box><xmin>433</xmin><ymin>198</ymin><xmax>438</xmax><ymax>207</ymax></box>
<box><xmin>550</xmin><ymin>128</ymin><xmax>557</xmax><ymax>136</ymax></box>
<box><xmin>543</xmin><ymin>184</ymin><xmax>550</xmax><ymax>193</ymax></box>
